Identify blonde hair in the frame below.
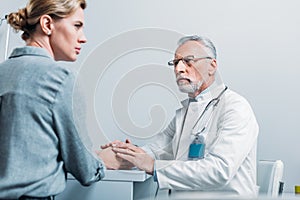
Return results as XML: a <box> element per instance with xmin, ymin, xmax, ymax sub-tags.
<box><xmin>6</xmin><ymin>0</ymin><xmax>86</xmax><ymax>41</ymax></box>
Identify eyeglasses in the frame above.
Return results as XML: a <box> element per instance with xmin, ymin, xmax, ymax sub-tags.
<box><xmin>168</xmin><ymin>55</ymin><xmax>213</xmax><ymax>67</ymax></box>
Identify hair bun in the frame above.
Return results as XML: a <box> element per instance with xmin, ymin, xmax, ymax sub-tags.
<box><xmin>7</xmin><ymin>8</ymin><xmax>27</xmax><ymax>32</ymax></box>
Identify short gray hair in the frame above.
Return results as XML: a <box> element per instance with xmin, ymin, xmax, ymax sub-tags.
<box><xmin>177</xmin><ymin>35</ymin><xmax>217</xmax><ymax>59</ymax></box>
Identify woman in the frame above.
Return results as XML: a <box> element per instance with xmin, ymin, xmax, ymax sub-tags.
<box><xmin>0</xmin><ymin>0</ymin><xmax>105</xmax><ymax>199</ymax></box>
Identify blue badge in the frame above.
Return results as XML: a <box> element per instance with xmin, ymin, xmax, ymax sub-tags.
<box><xmin>188</xmin><ymin>135</ymin><xmax>205</xmax><ymax>159</ymax></box>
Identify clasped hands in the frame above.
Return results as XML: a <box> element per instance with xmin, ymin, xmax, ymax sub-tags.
<box><xmin>97</xmin><ymin>139</ymin><xmax>154</xmax><ymax>175</ymax></box>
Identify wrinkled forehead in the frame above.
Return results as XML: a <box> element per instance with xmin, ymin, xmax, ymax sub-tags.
<box><xmin>175</xmin><ymin>40</ymin><xmax>209</xmax><ymax>58</ymax></box>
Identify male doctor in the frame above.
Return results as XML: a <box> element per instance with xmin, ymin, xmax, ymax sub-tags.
<box><xmin>100</xmin><ymin>35</ymin><xmax>259</xmax><ymax>197</ymax></box>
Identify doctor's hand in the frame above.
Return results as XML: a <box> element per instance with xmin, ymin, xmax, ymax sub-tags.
<box><xmin>96</xmin><ymin>147</ymin><xmax>134</xmax><ymax>170</ymax></box>
<box><xmin>112</xmin><ymin>143</ymin><xmax>154</xmax><ymax>175</ymax></box>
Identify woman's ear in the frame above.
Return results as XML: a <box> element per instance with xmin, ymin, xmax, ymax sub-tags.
<box><xmin>39</xmin><ymin>15</ymin><xmax>53</xmax><ymax>36</ymax></box>
<box><xmin>208</xmin><ymin>59</ymin><xmax>217</xmax><ymax>76</ymax></box>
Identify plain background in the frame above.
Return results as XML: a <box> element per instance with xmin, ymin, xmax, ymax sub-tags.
<box><xmin>1</xmin><ymin>0</ymin><xmax>299</xmax><ymax>193</ymax></box>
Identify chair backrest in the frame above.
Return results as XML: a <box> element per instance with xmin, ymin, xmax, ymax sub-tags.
<box><xmin>257</xmin><ymin>160</ymin><xmax>284</xmax><ymax>197</ymax></box>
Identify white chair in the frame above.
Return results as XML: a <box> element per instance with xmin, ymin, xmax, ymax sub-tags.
<box><xmin>257</xmin><ymin>160</ymin><xmax>284</xmax><ymax>197</ymax></box>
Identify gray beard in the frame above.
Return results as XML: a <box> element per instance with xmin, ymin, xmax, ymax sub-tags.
<box><xmin>178</xmin><ymin>81</ymin><xmax>203</xmax><ymax>94</ymax></box>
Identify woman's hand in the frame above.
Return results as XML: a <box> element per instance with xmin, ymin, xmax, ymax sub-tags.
<box><xmin>111</xmin><ymin>142</ymin><xmax>155</xmax><ymax>175</ymax></box>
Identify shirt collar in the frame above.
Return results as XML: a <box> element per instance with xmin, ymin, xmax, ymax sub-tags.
<box><xmin>9</xmin><ymin>46</ymin><xmax>52</xmax><ymax>59</ymax></box>
<box><xmin>181</xmin><ymin>82</ymin><xmax>226</xmax><ymax>107</ymax></box>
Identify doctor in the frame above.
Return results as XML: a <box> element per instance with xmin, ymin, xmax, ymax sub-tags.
<box><xmin>101</xmin><ymin>35</ymin><xmax>259</xmax><ymax>197</ymax></box>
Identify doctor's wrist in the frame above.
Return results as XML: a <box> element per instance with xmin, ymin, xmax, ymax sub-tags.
<box><xmin>145</xmin><ymin>158</ymin><xmax>155</xmax><ymax>175</ymax></box>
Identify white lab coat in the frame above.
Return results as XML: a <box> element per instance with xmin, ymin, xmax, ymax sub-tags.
<box><xmin>144</xmin><ymin>82</ymin><xmax>259</xmax><ymax>197</ymax></box>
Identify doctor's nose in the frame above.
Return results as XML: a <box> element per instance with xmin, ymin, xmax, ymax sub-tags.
<box><xmin>175</xmin><ymin>60</ymin><xmax>188</xmax><ymax>74</ymax></box>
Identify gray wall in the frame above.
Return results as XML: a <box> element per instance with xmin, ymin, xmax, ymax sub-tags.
<box><xmin>1</xmin><ymin>0</ymin><xmax>299</xmax><ymax>193</ymax></box>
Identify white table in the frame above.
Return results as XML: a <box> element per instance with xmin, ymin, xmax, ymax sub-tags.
<box><xmin>56</xmin><ymin>170</ymin><xmax>157</xmax><ymax>200</ymax></box>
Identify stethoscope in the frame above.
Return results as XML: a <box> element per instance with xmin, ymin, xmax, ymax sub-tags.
<box><xmin>191</xmin><ymin>86</ymin><xmax>228</xmax><ymax>138</ymax></box>
<box><xmin>175</xmin><ymin>86</ymin><xmax>228</xmax><ymax>158</ymax></box>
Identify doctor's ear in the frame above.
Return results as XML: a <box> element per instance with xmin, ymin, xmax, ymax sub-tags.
<box><xmin>208</xmin><ymin>59</ymin><xmax>217</xmax><ymax>76</ymax></box>
<box><xmin>39</xmin><ymin>15</ymin><xmax>53</xmax><ymax>36</ymax></box>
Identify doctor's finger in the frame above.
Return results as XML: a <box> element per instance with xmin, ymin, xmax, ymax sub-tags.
<box><xmin>117</xmin><ymin>143</ymin><xmax>137</xmax><ymax>150</ymax></box>
<box><xmin>116</xmin><ymin>153</ymin><xmax>135</xmax><ymax>164</ymax></box>
<box><xmin>116</xmin><ymin>143</ymin><xmax>143</xmax><ymax>153</ymax></box>
<box><xmin>114</xmin><ymin>143</ymin><xmax>136</xmax><ymax>151</ymax></box>
<box><xmin>126</xmin><ymin>145</ymin><xmax>145</xmax><ymax>153</ymax></box>
<box><xmin>113</xmin><ymin>147</ymin><xmax>136</xmax><ymax>156</ymax></box>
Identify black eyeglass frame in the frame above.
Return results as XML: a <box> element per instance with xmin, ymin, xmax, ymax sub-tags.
<box><xmin>168</xmin><ymin>55</ymin><xmax>213</xmax><ymax>67</ymax></box>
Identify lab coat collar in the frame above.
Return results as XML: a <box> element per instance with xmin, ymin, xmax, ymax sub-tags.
<box><xmin>180</xmin><ymin>82</ymin><xmax>226</xmax><ymax>107</ymax></box>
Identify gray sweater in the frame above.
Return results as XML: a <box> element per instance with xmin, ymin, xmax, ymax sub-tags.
<box><xmin>0</xmin><ymin>46</ymin><xmax>105</xmax><ymax>199</ymax></box>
